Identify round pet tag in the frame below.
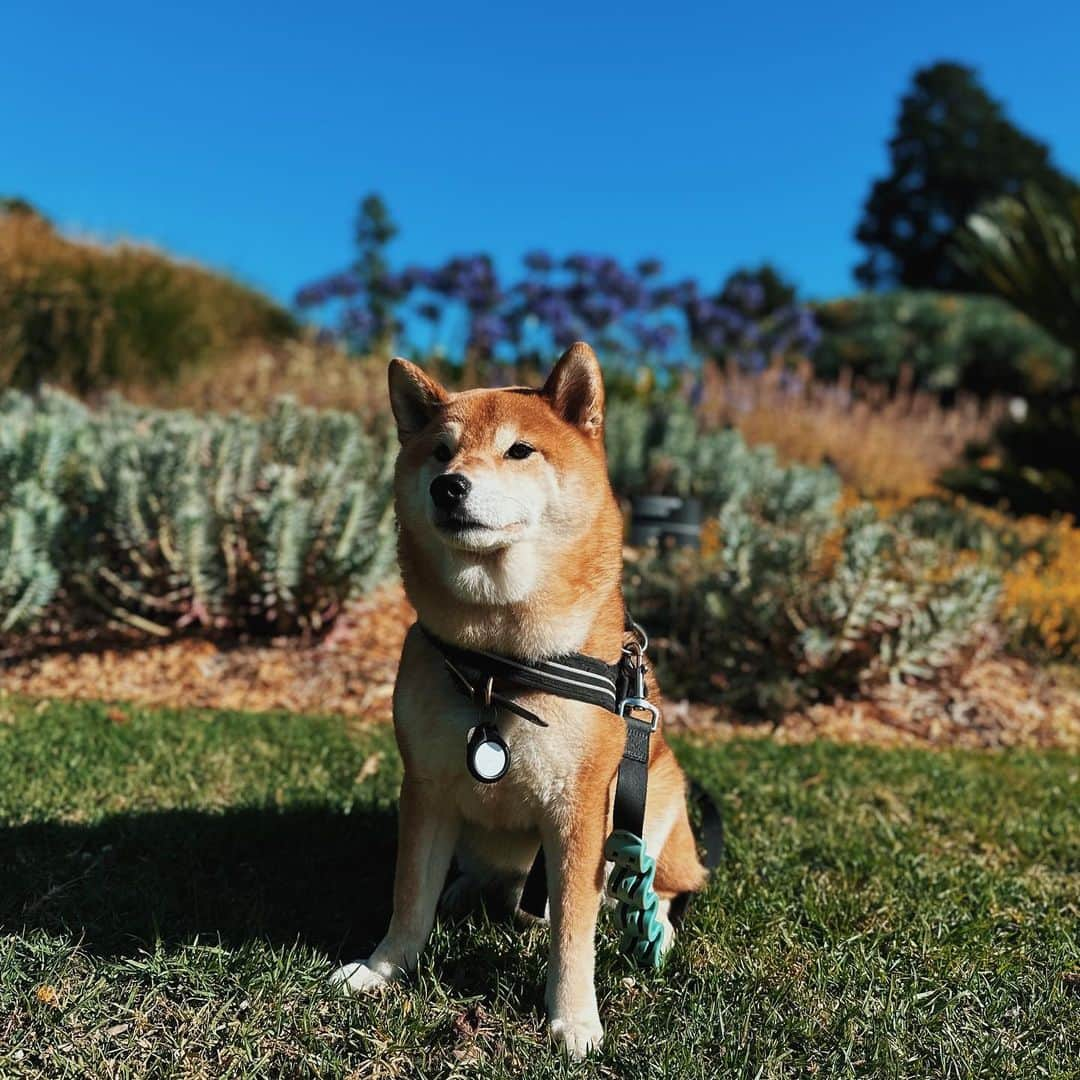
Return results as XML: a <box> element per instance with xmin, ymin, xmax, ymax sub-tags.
<box><xmin>466</xmin><ymin>724</ymin><xmax>510</xmax><ymax>783</ymax></box>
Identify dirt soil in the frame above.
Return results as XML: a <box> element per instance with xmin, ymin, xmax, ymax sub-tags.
<box><xmin>3</xmin><ymin>582</ymin><xmax>1078</xmax><ymax>750</ymax></box>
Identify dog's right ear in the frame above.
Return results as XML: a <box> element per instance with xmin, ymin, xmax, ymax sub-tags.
<box><xmin>388</xmin><ymin>358</ymin><xmax>448</xmax><ymax>441</ymax></box>
<box><xmin>542</xmin><ymin>341</ymin><xmax>605</xmax><ymax>437</ymax></box>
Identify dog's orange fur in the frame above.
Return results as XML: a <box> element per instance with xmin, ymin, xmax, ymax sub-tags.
<box><xmin>332</xmin><ymin>343</ymin><xmax>706</xmax><ymax>1058</ymax></box>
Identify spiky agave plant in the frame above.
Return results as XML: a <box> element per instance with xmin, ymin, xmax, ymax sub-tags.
<box><xmin>0</xmin><ymin>389</ymin><xmax>398</xmax><ymax>638</ymax></box>
<box><xmin>0</xmin><ymin>389</ymin><xmax>87</xmax><ymax>631</ymax></box>
<box><xmin>72</xmin><ymin>396</ymin><xmax>398</xmax><ymax>636</ymax></box>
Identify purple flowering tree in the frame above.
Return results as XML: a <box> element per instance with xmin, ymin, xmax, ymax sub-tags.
<box><xmin>295</xmin><ymin>205</ymin><xmax>820</xmax><ymax>376</ymax></box>
<box><xmin>679</xmin><ymin>266</ymin><xmax>821</xmax><ymax>372</ymax></box>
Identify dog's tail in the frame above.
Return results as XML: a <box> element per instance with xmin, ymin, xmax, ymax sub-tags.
<box><xmin>691</xmin><ymin>778</ymin><xmax>725</xmax><ymax>872</ymax></box>
<box><xmin>669</xmin><ymin>779</ymin><xmax>724</xmax><ymax>927</ymax></box>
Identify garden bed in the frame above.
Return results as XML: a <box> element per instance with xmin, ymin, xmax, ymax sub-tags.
<box><xmin>4</xmin><ymin>582</ymin><xmax>1078</xmax><ymax>750</ymax></box>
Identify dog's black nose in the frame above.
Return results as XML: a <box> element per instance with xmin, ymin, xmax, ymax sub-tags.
<box><xmin>430</xmin><ymin>473</ymin><xmax>471</xmax><ymax>509</ymax></box>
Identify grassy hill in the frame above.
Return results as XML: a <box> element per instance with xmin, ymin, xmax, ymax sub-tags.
<box><xmin>0</xmin><ymin>202</ymin><xmax>295</xmax><ymax>394</ymax></box>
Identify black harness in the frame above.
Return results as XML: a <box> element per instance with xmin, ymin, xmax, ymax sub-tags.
<box><xmin>419</xmin><ymin>620</ymin><xmax>659</xmax><ymax>917</ymax></box>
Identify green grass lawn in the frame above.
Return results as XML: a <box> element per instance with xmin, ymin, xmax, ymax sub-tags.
<box><xmin>1</xmin><ymin>697</ymin><xmax>1077</xmax><ymax>1079</ymax></box>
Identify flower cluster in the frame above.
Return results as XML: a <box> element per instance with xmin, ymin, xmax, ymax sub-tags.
<box><xmin>683</xmin><ymin>271</ymin><xmax>822</xmax><ymax>372</ymax></box>
<box><xmin>296</xmin><ymin>247</ymin><xmax>820</xmax><ymax>370</ymax></box>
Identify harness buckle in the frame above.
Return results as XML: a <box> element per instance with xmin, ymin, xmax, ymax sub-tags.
<box><xmin>618</xmin><ymin>696</ymin><xmax>660</xmax><ymax>731</ymax></box>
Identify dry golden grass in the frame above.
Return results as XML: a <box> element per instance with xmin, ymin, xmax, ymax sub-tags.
<box><xmin>697</xmin><ymin>359</ymin><xmax>1004</xmax><ymax>501</ymax></box>
<box><xmin>143</xmin><ymin>349</ymin><xmax>1001</xmax><ymax>507</ymax></box>
<box><xmin>127</xmin><ymin>336</ymin><xmax>388</xmax><ymax>419</ymax></box>
<box><xmin>134</xmin><ymin>341</ymin><xmax>533</xmax><ymax>416</ymax></box>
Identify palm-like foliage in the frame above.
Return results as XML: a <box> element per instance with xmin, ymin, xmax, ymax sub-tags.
<box><xmin>955</xmin><ymin>186</ymin><xmax>1080</xmax><ymax>356</ymax></box>
<box><xmin>947</xmin><ymin>187</ymin><xmax>1080</xmax><ymax>514</ymax></box>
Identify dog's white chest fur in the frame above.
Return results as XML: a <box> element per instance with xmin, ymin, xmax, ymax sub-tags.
<box><xmin>394</xmin><ymin>641</ymin><xmax>602</xmax><ymax>830</ymax></box>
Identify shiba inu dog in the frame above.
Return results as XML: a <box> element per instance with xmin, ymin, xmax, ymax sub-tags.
<box><xmin>332</xmin><ymin>342</ymin><xmax>707</xmax><ymax>1058</ymax></box>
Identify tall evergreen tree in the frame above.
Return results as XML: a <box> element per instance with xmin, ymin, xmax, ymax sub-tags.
<box><xmin>854</xmin><ymin>61</ymin><xmax>1078</xmax><ymax>292</ymax></box>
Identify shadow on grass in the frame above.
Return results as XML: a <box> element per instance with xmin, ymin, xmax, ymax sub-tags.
<box><xmin>0</xmin><ymin>806</ymin><xmax>398</xmax><ymax>960</ymax></box>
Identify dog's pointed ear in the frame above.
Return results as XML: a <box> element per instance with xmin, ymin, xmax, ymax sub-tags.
<box><xmin>388</xmin><ymin>358</ymin><xmax>449</xmax><ymax>441</ymax></box>
<box><xmin>542</xmin><ymin>342</ymin><xmax>605</xmax><ymax>437</ymax></box>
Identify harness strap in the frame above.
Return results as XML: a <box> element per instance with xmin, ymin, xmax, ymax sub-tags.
<box><xmin>613</xmin><ymin>716</ymin><xmax>653</xmax><ymax>840</ymax></box>
<box><xmin>419</xmin><ymin>625</ymin><xmax>621</xmax><ymax>714</ymax></box>
<box><xmin>441</xmin><ymin>657</ymin><xmax>549</xmax><ymax>728</ymax></box>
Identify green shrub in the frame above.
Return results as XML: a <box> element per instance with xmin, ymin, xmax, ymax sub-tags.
<box><xmin>886</xmin><ymin>494</ymin><xmax>1080</xmax><ymax>664</ymax></box>
<box><xmin>611</xmin><ymin>401</ymin><xmax>1001</xmax><ymax>715</ymax></box>
<box><xmin>0</xmin><ymin>211</ymin><xmax>296</xmax><ymax>394</ymax></box>
<box><xmin>626</xmin><ymin>503</ymin><xmax>1000</xmax><ymax>716</ymax></box>
<box><xmin>605</xmin><ymin>398</ymin><xmax>841</xmax><ymax>518</ymax></box>
<box><xmin>1</xmin><ymin>391</ymin><xmax>1009</xmax><ymax>713</ymax></box>
<box><xmin>812</xmin><ymin>290</ymin><xmax>1073</xmax><ymax>397</ymax></box>
<box><xmin>0</xmin><ymin>391</ymin><xmax>397</xmax><ymax>638</ymax></box>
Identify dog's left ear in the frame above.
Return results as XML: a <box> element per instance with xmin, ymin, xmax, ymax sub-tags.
<box><xmin>542</xmin><ymin>341</ymin><xmax>605</xmax><ymax>437</ymax></box>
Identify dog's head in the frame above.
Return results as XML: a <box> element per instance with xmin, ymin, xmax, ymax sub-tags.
<box><xmin>389</xmin><ymin>343</ymin><xmax>615</xmax><ymax>604</ymax></box>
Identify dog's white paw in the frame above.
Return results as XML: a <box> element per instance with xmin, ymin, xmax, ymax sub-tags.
<box><xmin>330</xmin><ymin>960</ymin><xmax>394</xmax><ymax>994</ymax></box>
<box><xmin>659</xmin><ymin>912</ymin><xmax>676</xmax><ymax>958</ymax></box>
<box><xmin>549</xmin><ymin>1013</ymin><xmax>604</xmax><ymax>1059</ymax></box>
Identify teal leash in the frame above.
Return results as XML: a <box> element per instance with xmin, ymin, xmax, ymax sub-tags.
<box><xmin>605</xmin><ymin>829</ymin><xmax>666</xmax><ymax>967</ymax></box>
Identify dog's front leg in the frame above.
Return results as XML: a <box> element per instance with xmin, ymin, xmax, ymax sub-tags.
<box><xmin>542</xmin><ymin>798</ymin><xmax>607</xmax><ymax>1058</ymax></box>
<box><xmin>333</xmin><ymin>776</ymin><xmax>459</xmax><ymax>993</ymax></box>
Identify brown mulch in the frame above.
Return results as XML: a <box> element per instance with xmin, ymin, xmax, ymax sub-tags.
<box><xmin>675</xmin><ymin>657</ymin><xmax>1080</xmax><ymax>750</ymax></box>
<box><xmin>0</xmin><ymin>586</ymin><xmax>414</xmax><ymax>726</ymax></box>
<box><xmin>2</xmin><ymin>582</ymin><xmax>1078</xmax><ymax>750</ymax></box>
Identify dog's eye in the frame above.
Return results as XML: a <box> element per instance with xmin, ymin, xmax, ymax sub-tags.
<box><xmin>505</xmin><ymin>442</ymin><xmax>535</xmax><ymax>460</ymax></box>
<box><xmin>433</xmin><ymin>444</ymin><xmax>453</xmax><ymax>463</ymax></box>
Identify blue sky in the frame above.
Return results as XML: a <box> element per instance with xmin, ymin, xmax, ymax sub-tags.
<box><xmin>4</xmin><ymin>1</ymin><xmax>1079</xmax><ymax>306</ymax></box>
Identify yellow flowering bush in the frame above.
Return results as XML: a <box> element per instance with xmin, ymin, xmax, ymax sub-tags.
<box><xmin>1001</xmin><ymin>518</ymin><xmax>1080</xmax><ymax>661</ymax></box>
<box><xmin>880</xmin><ymin>496</ymin><xmax>1080</xmax><ymax>663</ymax></box>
